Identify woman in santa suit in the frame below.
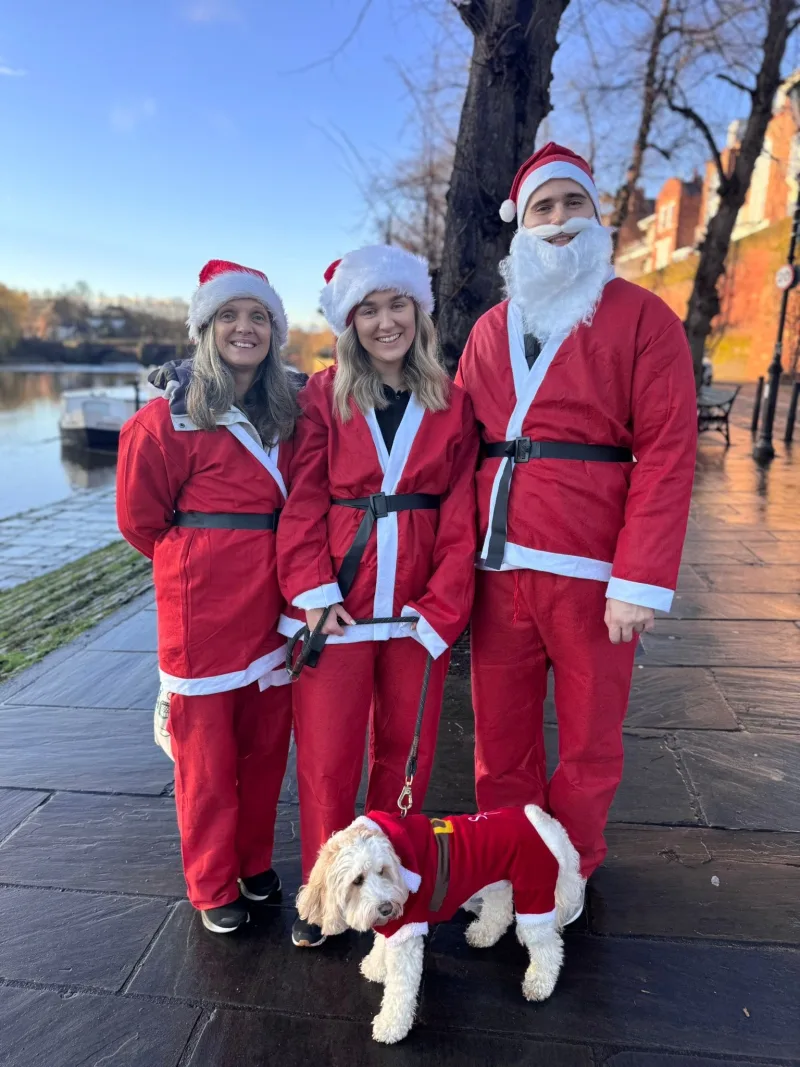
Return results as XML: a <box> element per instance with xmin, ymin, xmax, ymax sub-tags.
<box><xmin>117</xmin><ymin>259</ymin><xmax>303</xmax><ymax>935</ymax></box>
<box><xmin>277</xmin><ymin>246</ymin><xmax>479</xmax><ymax>948</ymax></box>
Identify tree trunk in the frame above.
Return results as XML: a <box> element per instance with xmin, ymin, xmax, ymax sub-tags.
<box><xmin>436</xmin><ymin>0</ymin><xmax>571</xmax><ymax>372</ymax></box>
<box><xmin>610</xmin><ymin>0</ymin><xmax>671</xmax><ymax>253</ymax></box>
<box><xmin>683</xmin><ymin>0</ymin><xmax>796</xmax><ymax>389</ymax></box>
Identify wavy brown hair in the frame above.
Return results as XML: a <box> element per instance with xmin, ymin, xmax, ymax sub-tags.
<box><xmin>186</xmin><ymin>315</ymin><xmax>299</xmax><ymax>445</ymax></box>
<box><xmin>332</xmin><ymin>305</ymin><xmax>448</xmax><ymax>422</ymax></box>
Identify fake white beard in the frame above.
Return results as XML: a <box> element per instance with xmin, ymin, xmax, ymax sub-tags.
<box><xmin>499</xmin><ymin>219</ymin><xmax>614</xmax><ymax>342</ymax></box>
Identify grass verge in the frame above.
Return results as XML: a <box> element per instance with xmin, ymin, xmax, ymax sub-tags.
<box><xmin>0</xmin><ymin>540</ymin><xmax>153</xmax><ymax>684</ymax></box>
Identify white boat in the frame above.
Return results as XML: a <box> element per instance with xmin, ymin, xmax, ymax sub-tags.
<box><xmin>59</xmin><ymin>382</ymin><xmax>153</xmax><ymax>452</ymax></box>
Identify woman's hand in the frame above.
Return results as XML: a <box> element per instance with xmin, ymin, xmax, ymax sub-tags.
<box><xmin>604</xmin><ymin>598</ymin><xmax>655</xmax><ymax>645</ymax></box>
<box><xmin>306</xmin><ymin>604</ymin><xmax>355</xmax><ymax>637</ymax></box>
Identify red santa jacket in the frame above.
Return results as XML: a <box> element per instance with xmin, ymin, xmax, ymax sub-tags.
<box><xmin>455</xmin><ymin>281</ymin><xmax>697</xmax><ymax>612</ymax></box>
<box><xmin>276</xmin><ymin>367</ymin><xmax>479</xmax><ymax>658</ymax></box>
<box><xmin>117</xmin><ymin>387</ymin><xmax>293</xmax><ymax>695</ymax></box>
<box><xmin>359</xmin><ymin>808</ymin><xmax>560</xmax><ymax>943</ymax></box>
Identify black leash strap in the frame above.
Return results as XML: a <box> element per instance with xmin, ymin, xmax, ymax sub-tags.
<box><xmin>483</xmin><ymin>437</ymin><xmax>634</xmax><ymax>570</ymax></box>
<box><xmin>285</xmin><ymin>613</ymin><xmax>433</xmax><ymax>818</ymax></box>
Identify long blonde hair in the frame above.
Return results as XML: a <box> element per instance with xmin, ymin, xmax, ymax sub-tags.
<box><xmin>332</xmin><ymin>305</ymin><xmax>448</xmax><ymax>422</ymax></box>
<box><xmin>186</xmin><ymin>314</ymin><xmax>299</xmax><ymax>445</ymax></box>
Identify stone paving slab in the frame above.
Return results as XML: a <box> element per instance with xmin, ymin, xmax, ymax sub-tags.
<box><xmin>0</xmin><ymin>885</ymin><xmax>171</xmax><ymax>991</ymax></box>
<box><xmin>601</xmin><ymin>1054</ymin><xmax>791</xmax><ymax>1067</ymax></box>
<box><xmin>0</xmin><ymin>986</ymin><xmax>199</xmax><ymax>1067</ymax></box>
<box><xmin>665</xmin><ymin>591</ymin><xmax>800</xmax><ymax>620</ymax></box>
<box><xmin>690</xmin><ymin>564</ymin><xmax>800</xmax><ymax>593</ymax></box>
<box><xmin>643</xmin><ymin>620</ymin><xmax>800</xmax><ymax>666</ymax></box>
<box><xmin>0</xmin><ymin>705</ymin><xmax>171</xmax><ymax>794</ymax></box>
<box><xmin>676</xmin><ymin>730</ymin><xmax>800</xmax><ymax>831</ymax></box>
<box><xmin>0</xmin><ymin>792</ymin><xmax>185</xmax><ymax>897</ymax></box>
<box><xmin>422</xmin><ymin>925</ymin><xmax>800</xmax><ymax>1061</ymax></box>
<box><xmin>0</xmin><ymin>787</ymin><xmax>48</xmax><ymax>842</ymax></box>
<box><xmin>593</xmin><ymin>825</ymin><xmax>800</xmax><ymax>943</ymax></box>
<box><xmin>621</xmin><ymin>666</ymin><xmax>738</xmax><ymax>730</ymax></box>
<box><xmin>9</xmin><ymin>649</ymin><xmax>159</xmax><ymax>709</ymax></box>
<box><xmin>87</xmin><ymin>608</ymin><xmax>158</xmax><ymax>652</ymax></box>
<box><xmin>712</xmin><ymin>668</ymin><xmax>800</xmax><ymax>731</ymax></box>
<box><xmin>187</xmin><ymin>1010</ymin><xmax>595</xmax><ymax>1066</ymax></box>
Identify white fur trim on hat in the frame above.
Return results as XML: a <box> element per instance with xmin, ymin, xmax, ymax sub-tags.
<box><xmin>319</xmin><ymin>245</ymin><xmax>434</xmax><ymax>335</ymax></box>
<box><xmin>514</xmin><ymin>161</ymin><xmax>601</xmax><ymax>228</ymax></box>
<box><xmin>523</xmin><ymin>804</ymin><xmax>584</xmax><ymax>930</ymax></box>
<box><xmin>187</xmin><ymin>272</ymin><xmax>289</xmax><ymax>348</ymax></box>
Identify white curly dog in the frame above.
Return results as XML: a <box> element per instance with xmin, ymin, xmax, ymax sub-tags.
<box><xmin>296</xmin><ymin>804</ymin><xmax>584</xmax><ymax>1044</ymax></box>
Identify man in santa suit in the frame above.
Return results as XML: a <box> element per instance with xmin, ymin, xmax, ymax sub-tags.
<box><xmin>455</xmin><ymin>142</ymin><xmax>697</xmax><ymax>910</ymax></box>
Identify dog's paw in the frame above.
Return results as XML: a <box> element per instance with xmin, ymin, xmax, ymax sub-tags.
<box><xmin>360</xmin><ymin>949</ymin><xmax>387</xmax><ymax>984</ymax></box>
<box><xmin>466</xmin><ymin>918</ymin><xmax>501</xmax><ymax>949</ymax></box>
<box><xmin>522</xmin><ymin>964</ymin><xmax>558</xmax><ymax>1002</ymax></box>
<box><xmin>372</xmin><ymin>1010</ymin><xmax>411</xmax><ymax>1045</ymax></box>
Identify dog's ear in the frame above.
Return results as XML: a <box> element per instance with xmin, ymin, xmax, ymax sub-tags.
<box><xmin>297</xmin><ymin>839</ymin><xmax>337</xmax><ymax>928</ymax></box>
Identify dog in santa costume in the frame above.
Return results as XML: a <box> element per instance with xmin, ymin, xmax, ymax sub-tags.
<box><xmin>297</xmin><ymin>804</ymin><xmax>582</xmax><ymax>1044</ymax></box>
<box><xmin>455</xmin><ymin>143</ymin><xmax>697</xmax><ymax>897</ymax></box>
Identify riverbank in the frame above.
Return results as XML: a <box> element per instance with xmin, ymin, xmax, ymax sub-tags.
<box><xmin>0</xmin><ymin>540</ymin><xmax>151</xmax><ymax>683</ymax></box>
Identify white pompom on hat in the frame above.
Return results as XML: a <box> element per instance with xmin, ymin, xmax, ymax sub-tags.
<box><xmin>500</xmin><ymin>142</ymin><xmax>601</xmax><ymax>229</ymax></box>
<box><xmin>319</xmin><ymin>245</ymin><xmax>435</xmax><ymax>336</ymax></box>
<box><xmin>186</xmin><ymin>259</ymin><xmax>289</xmax><ymax>347</ymax></box>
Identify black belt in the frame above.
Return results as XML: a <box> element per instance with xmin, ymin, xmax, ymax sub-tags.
<box><xmin>173</xmin><ymin>510</ymin><xmax>280</xmax><ymax>530</ymax></box>
<box><xmin>299</xmin><ymin>492</ymin><xmax>440</xmax><ymax>670</ymax></box>
<box><xmin>332</xmin><ymin>492</ymin><xmax>440</xmax><ymax>599</ymax></box>
<box><xmin>483</xmin><ymin>437</ymin><xmax>633</xmax><ymax>570</ymax></box>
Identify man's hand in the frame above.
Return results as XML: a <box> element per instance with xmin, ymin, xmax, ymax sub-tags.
<box><xmin>604</xmin><ymin>598</ymin><xmax>655</xmax><ymax>645</ymax></box>
<box><xmin>306</xmin><ymin>604</ymin><xmax>354</xmax><ymax>637</ymax></box>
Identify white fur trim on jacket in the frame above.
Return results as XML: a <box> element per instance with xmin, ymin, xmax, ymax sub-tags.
<box><xmin>523</xmin><ymin>804</ymin><xmax>584</xmax><ymax>931</ymax></box>
<box><xmin>320</xmin><ymin>245</ymin><xmax>434</xmax><ymax>335</ymax></box>
<box><xmin>187</xmin><ymin>271</ymin><xmax>289</xmax><ymax>348</ymax></box>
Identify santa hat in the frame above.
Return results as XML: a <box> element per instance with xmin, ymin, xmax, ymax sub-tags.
<box><xmin>186</xmin><ymin>259</ymin><xmax>289</xmax><ymax>348</ymax></box>
<box><xmin>500</xmin><ymin>142</ymin><xmax>601</xmax><ymax>228</ymax></box>
<box><xmin>319</xmin><ymin>245</ymin><xmax>434</xmax><ymax>336</ymax></box>
<box><xmin>356</xmin><ymin>811</ymin><xmax>424</xmax><ymax>892</ymax></box>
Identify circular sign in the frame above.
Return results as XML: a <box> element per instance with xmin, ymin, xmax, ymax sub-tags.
<box><xmin>775</xmin><ymin>264</ymin><xmax>799</xmax><ymax>291</ymax></box>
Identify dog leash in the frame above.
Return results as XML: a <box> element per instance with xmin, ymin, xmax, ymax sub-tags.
<box><xmin>286</xmin><ymin>611</ymin><xmax>433</xmax><ymax>817</ymax></box>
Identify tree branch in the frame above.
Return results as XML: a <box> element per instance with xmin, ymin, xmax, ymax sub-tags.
<box><xmin>666</xmin><ymin>94</ymin><xmax>728</xmax><ymax>191</ymax></box>
<box><xmin>716</xmin><ymin>72</ymin><xmax>755</xmax><ymax>96</ymax></box>
<box><xmin>280</xmin><ymin>0</ymin><xmax>374</xmax><ymax>75</ymax></box>
<box><xmin>450</xmin><ymin>0</ymin><xmax>488</xmax><ymax>36</ymax></box>
<box><xmin>646</xmin><ymin>141</ymin><xmax>673</xmax><ymax>162</ymax></box>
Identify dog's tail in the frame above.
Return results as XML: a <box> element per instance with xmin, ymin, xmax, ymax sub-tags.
<box><xmin>523</xmin><ymin>805</ymin><xmax>583</xmax><ymax>930</ymax></box>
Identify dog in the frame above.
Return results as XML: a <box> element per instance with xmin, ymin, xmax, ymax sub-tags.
<box><xmin>296</xmin><ymin>804</ymin><xmax>583</xmax><ymax>1044</ymax></box>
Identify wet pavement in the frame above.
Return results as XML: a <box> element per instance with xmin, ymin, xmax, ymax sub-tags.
<box><xmin>0</xmin><ymin>384</ymin><xmax>798</xmax><ymax>1065</ymax></box>
<box><xmin>0</xmin><ymin>487</ymin><xmax>120</xmax><ymax>591</ymax></box>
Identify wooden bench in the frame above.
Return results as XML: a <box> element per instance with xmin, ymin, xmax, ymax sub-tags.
<box><xmin>697</xmin><ymin>385</ymin><xmax>741</xmax><ymax>446</ymax></box>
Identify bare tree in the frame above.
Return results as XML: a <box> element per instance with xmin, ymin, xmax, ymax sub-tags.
<box><xmin>669</xmin><ymin>0</ymin><xmax>800</xmax><ymax>386</ymax></box>
<box><xmin>437</xmin><ymin>0</ymin><xmax>571</xmax><ymax>371</ymax></box>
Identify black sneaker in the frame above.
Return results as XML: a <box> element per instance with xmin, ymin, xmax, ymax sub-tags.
<box><xmin>292</xmin><ymin>915</ymin><xmax>326</xmax><ymax>947</ymax></box>
<box><xmin>200</xmin><ymin>896</ymin><xmax>249</xmax><ymax>934</ymax></box>
<box><xmin>239</xmin><ymin>868</ymin><xmax>281</xmax><ymax>903</ymax></box>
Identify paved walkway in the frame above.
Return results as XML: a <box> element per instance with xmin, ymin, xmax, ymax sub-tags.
<box><xmin>0</xmin><ymin>384</ymin><xmax>798</xmax><ymax>1066</ymax></box>
<box><xmin>0</xmin><ymin>487</ymin><xmax>120</xmax><ymax>591</ymax></box>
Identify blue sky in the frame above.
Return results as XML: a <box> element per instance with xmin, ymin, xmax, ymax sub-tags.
<box><xmin>0</xmin><ymin>0</ymin><xmax>457</xmax><ymax>325</ymax></box>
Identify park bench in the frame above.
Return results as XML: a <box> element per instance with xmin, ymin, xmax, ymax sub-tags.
<box><xmin>697</xmin><ymin>384</ymin><xmax>741</xmax><ymax>446</ymax></box>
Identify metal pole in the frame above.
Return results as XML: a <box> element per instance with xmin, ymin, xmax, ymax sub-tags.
<box><xmin>751</xmin><ymin>376</ymin><xmax>764</xmax><ymax>435</ymax></box>
<box><xmin>754</xmin><ymin>174</ymin><xmax>800</xmax><ymax>462</ymax></box>
<box><xmin>785</xmin><ymin>380</ymin><xmax>800</xmax><ymax>443</ymax></box>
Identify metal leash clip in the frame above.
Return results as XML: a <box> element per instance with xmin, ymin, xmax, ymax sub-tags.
<box><xmin>397</xmin><ymin>777</ymin><xmax>414</xmax><ymax>817</ymax></box>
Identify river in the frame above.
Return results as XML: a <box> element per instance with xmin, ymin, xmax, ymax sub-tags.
<box><xmin>0</xmin><ymin>363</ymin><xmax>150</xmax><ymax>520</ymax></box>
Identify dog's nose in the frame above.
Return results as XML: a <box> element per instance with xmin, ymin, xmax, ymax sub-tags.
<box><xmin>378</xmin><ymin>902</ymin><xmax>393</xmax><ymax>918</ymax></box>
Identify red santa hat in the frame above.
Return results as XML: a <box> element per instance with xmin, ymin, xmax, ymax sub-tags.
<box><xmin>319</xmin><ymin>245</ymin><xmax>435</xmax><ymax>336</ymax></box>
<box><xmin>500</xmin><ymin>142</ymin><xmax>601</xmax><ymax>228</ymax></box>
<box><xmin>186</xmin><ymin>259</ymin><xmax>289</xmax><ymax>348</ymax></box>
<box><xmin>356</xmin><ymin>811</ymin><xmax>424</xmax><ymax>891</ymax></box>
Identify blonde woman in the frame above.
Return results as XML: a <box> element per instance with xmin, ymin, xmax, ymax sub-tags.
<box><xmin>117</xmin><ymin>260</ymin><xmax>302</xmax><ymax>935</ymax></box>
<box><xmin>277</xmin><ymin>246</ymin><xmax>479</xmax><ymax>948</ymax></box>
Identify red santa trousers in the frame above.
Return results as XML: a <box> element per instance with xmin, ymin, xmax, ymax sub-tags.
<box><xmin>293</xmin><ymin>638</ymin><xmax>449</xmax><ymax>880</ymax></box>
<box><xmin>168</xmin><ymin>681</ymin><xmax>292</xmax><ymax>910</ymax></box>
<box><xmin>471</xmin><ymin>569</ymin><xmax>637</xmax><ymax>877</ymax></box>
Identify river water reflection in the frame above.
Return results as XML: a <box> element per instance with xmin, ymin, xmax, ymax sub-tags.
<box><xmin>0</xmin><ymin>363</ymin><xmax>149</xmax><ymax>520</ymax></box>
